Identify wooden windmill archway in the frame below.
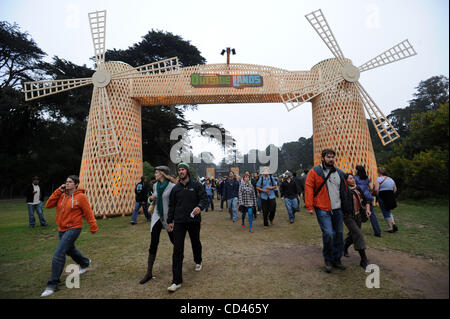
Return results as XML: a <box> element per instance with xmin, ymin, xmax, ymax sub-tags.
<box><xmin>23</xmin><ymin>9</ymin><xmax>416</xmax><ymax>218</ymax></box>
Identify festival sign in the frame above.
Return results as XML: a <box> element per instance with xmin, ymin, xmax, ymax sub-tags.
<box><xmin>191</xmin><ymin>73</ymin><xmax>263</xmax><ymax>89</ymax></box>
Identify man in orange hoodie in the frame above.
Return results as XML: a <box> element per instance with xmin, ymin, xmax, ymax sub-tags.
<box><xmin>305</xmin><ymin>149</ymin><xmax>350</xmax><ymax>273</ymax></box>
<box><xmin>40</xmin><ymin>175</ymin><xmax>98</xmax><ymax>297</ymax></box>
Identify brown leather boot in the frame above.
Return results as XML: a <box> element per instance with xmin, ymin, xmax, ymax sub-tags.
<box><xmin>139</xmin><ymin>253</ymin><xmax>156</xmax><ymax>284</ymax></box>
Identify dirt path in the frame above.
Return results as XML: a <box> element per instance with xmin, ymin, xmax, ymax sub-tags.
<box><xmin>262</xmin><ymin>243</ymin><xmax>449</xmax><ymax>299</ymax></box>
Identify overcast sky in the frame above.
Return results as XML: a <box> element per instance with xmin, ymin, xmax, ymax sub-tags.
<box><xmin>1</xmin><ymin>0</ymin><xmax>448</xmax><ymax>162</ymax></box>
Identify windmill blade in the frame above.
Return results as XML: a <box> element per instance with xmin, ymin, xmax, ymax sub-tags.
<box><xmin>23</xmin><ymin>78</ymin><xmax>93</xmax><ymax>101</ymax></box>
<box><xmin>110</xmin><ymin>57</ymin><xmax>180</xmax><ymax>80</ymax></box>
<box><xmin>305</xmin><ymin>9</ymin><xmax>346</xmax><ymax>66</ymax></box>
<box><xmin>358</xmin><ymin>39</ymin><xmax>417</xmax><ymax>73</ymax></box>
<box><xmin>96</xmin><ymin>87</ymin><xmax>120</xmax><ymax>157</ymax></box>
<box><xmin>281</xmin><ymin>73</ymin><xmax>344</xmax><ymax>111</ymax></box>
<box><xmin>355</xmin><ymin>82</ymin><xmax>400</xmax><ymax>146</ymax></box>
<box><xmin>88</xmin><ymin>10</ymin><xmax>107</xmax><ymax>68</ymax></box>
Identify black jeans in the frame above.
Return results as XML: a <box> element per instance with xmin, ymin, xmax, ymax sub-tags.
<box><xmin>172</xmin><ymin>222</ymin><xmax>202</xmax><ymax>285</ymax></box>
<box><xmin>149</xmin><ymin>219</ymin><xmax>174</xmax><ymax>255</ymax></box>
<box><xmin>261</xmin><ymin>198</ymin><xmax>276</xmax><ymax>226</ymax></box>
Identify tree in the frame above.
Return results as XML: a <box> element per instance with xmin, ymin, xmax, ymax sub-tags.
<box><xmin>143</xmin><ymin>161</ymin><xmax>155</xmax><ymax>182</ymax></box>
<box><xmin>0</xmin><ymin>21</ymin><xmax>46</xmax><ymax>89</ymax></box>
<box><xmin>409</xmin><ymin>75</ymin><xmax>449</xmax><ymax>112</ymax></box>
<box><xmin>387</xmin><ymin>75</ymin><xmax>449</xmax><ymax>137</ymax></box>
<box><xmin>105</xmin><ymin>30</ymin><xmax>206</xmax><ymax>168</ymax></box>
<box><xmin>386</xmin><ymin>103</ymin><xmax>449</xmax><ymax>198</ymax></box>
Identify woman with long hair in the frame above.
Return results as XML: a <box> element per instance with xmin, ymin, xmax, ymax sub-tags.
<box><xmin>354</xmin><ymin>165</ymin><xmax>382</xmax><ymax>237</ymax></box>
<box><xmin>41</xmin><ymin>175</ymin><xmax>98</xmax><ymax>297</ymax></box>
<box><xmin>343</xmin><ymin>173</ymin><xmax>371</xmax><ymax>269</ymax></box>
<box><xmin>139</xmin><ymin>166</ymin><xmax>176</xmax><ymax>284</ymax></box>
<box><xmin>374</xmin><ymin>167</ymin><xmax>398</xmax><ymax>233</ymax></box>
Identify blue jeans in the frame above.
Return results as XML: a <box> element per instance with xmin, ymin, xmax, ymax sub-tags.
<box><xmin>284</xmin><ymin>198</ymin><xmax>298</xmax><ymax>221</ymax></box>
<box><xmin>27</xmin><ymin>202</ymin><xmax>47</xmax><ymax>227</ymax></box>
<box><xmin>368</xmin><ymin>203</ymin><xmax>381</xmax><ymax>235</ymax></box>
<box><xmin>377</xmin><ymin>197</ymin><xmax>393</xmax><ymax>221</ymax></box>
<box><xmin>315</xmin><ymin>208</ymin><xmax>344</xmax><ymax>263</ymax></box>
<box><xmin>227</xmin><ymin>197</ymin><xmax>238</xmax><ymax>221</ymax></box>
<box><xmin>47</xmin><ymin>228</ymin><xmax>90</xmax><ymax>289</ymax></box>
<box><xmin>130</xmin><ymin>201</ymin><xmax>150</xmax><ymax>223</ymax></box>
<box><xmin>206</xmin><ymin>195</ymin><xmax>214</xmax><ymax>212</ymax></box>
<box><xmin>241</xmin><ymin>207</ymin><xmax>253</xmax><ymax>230</ymax></box>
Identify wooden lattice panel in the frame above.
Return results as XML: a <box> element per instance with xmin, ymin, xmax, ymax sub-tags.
<box><xmin>311</xmin><ymin>58</ymin><xmax>378</xmax><ymax>184</ymax></box>
<box><xmin>131</xmin><ymin>63</ymin><xmax>313</xmax><ymax>106</ymax></box>
<box><xmin>79</xmin><ymin>61</ymin><xmax>142</xmax><ymax>218</ymax></box>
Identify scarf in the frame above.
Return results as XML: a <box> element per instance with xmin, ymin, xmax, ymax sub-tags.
<box><xmin>349</xmin><ymin>184</ymin><xmax>363</xmax><ymax>215</ymax></box>
<box><xmin>156</xmin><ymin>180</ymin><xmax>169</xmax><ymax>219</ymax></box>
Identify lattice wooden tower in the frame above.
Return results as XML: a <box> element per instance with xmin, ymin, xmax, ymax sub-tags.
<box><xmin>23</xmin><ymin>9</ymin><xmax>416</xmax><ymax>217</ymax></box>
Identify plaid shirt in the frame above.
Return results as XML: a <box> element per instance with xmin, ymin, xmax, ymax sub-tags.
<box><xmin>238</xmin><ymin>182</ymin><xmax>257</xmax><ymax>208</ymax></box>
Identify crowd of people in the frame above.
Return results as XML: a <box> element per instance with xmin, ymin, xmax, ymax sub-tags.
<box><xmin>29</xmin><ymin>148</ymin><xmax>399</xmax><ymax>297</ymax></box>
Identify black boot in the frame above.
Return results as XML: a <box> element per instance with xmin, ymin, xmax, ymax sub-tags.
<box><xmin>358</xmin><ymin>249</ymin><xmax>368</xmax><ymax>269</ymax></box>
<box><xmin>139</xmin><ymin>253</ymin><xmax>156</xmax><ymax>284</ymax></box>
<box><xmin>343</xmin><ymin>242</ymin><xmax>350</xmax><ymax>257</ymax></box>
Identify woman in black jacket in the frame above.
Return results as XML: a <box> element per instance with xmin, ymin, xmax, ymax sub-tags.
<box><xmin>343</xmin><ymin>173</ymin><xmax>371</xmax><ymax>269</ymax></box>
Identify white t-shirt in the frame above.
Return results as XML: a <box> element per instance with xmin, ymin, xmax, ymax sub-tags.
<box><xmin>29</xmin><ymin>184</ymin><xmax>41</xmax><ymax>205</ymax></box>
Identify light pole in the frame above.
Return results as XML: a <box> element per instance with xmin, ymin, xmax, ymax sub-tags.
<box><xmin>221</xmin><ymin>47</ymin><xmax>236</xmax><ymax>65</ymax></box>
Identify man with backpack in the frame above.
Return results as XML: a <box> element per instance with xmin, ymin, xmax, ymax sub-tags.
<box><xmin>256</xmin><ymin>167</ymin><xmax>278</xmax><ymax>228</ymax></box>
<box><xmin>305</xmin><ymin>149</ymin><xmax>349</xmax><ymax>273</ymax></box>
<box><xmin>130</xmin><ymin>176</ymin><xmax>151</xmax><ymax>225</ymax></box>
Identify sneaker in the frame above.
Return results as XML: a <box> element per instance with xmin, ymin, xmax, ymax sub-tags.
<box><xmin>130</xmin><ymin>221</ymin><xmax>137</xmax><ymax>225</ymax></box>
<box><xmin>167</xmin><ymin>283</ymin><xmax>181</xmax><ymax>292</ymax></box>
<box><xmin>393</xmin><ymin>224</ymin><xmax>398</xmax><ymax>232</ymax></box>
<box><xmin>195</xmin><ymin>263</ymin><xmax>202</xmax><ymax>271</ymax></box>
<box><xmin>249</xmin><ymin>230</ymin><xmax>254</xmax><ymax>233</ymax></box>
<box><xmin>257</xmin><ymin>211</ymin><xmax>261</xmax><ymax>215</ymax></box>
<box><xmin>241</xmin><ymin>224</ymin><xmax>245</xmax><ymax>228</ymax></box>
<box><xmin>79</xmin><ymin>259</ymin><xmax>91</xmax><ymax>275</ymax></box>
<box><xmin>290</xmin><ymin>219</ymin><xmax>294</xmax><ymax>224</ymax></box>
<box><xmin>40</xmin><ymin>288</ymin><xmax>56</xmax><ymax>297</ymax></box>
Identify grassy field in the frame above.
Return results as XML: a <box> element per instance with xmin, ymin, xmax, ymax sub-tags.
<box><xmin>0</xmin><ymin>197</ymin><xmax>448</xmax><ymax>299</ymax></box>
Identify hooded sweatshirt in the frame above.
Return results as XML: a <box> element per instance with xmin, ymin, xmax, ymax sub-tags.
<box><xmin>46</xmin><ymin>188</ymin><xmax>98</xmax><ymax>233</ymax></box>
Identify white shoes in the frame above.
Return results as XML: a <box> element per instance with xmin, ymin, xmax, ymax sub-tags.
<box><xmin>167</xmin><ymin>283</ymin><xmax>182</xmax><ymax>292</ymax></box>
<box><xmin>40</xmin><ymin>288</ymin><xmax>56</xmax><ymax>297</ymax></box>
<box><xmin>195</xmin><ymin>263</ymin><xmax>202</xmax><ymax>271</ymax></box>
<box><xmin>79</xmin><ymin>259</ymin><xmax>91</xmax><ymax>275</ymax></box>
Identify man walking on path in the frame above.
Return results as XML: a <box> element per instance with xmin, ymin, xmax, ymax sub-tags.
<box><xmin>256</xmin><ymin>168</ymin><xmax>278</xmax><ymax>228</ymax></box>
<box><xmin>280</xmin><ymin>171</ymin><xmax>300</xmax><ymax>223</ymax></box>
<box><xmin>222</xmin><ymin>171</ymin><xmax>240</xmax><ymax>222</ymax></box>
<box><xmin>305</xmin><ymin>149</ymin><xmax>349</xmax><ymax>273</ymax></box>
<box><xmin>167</xmin><ymin>162</ymin><xmax>208</xmax><ymax>292</ymax></box>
